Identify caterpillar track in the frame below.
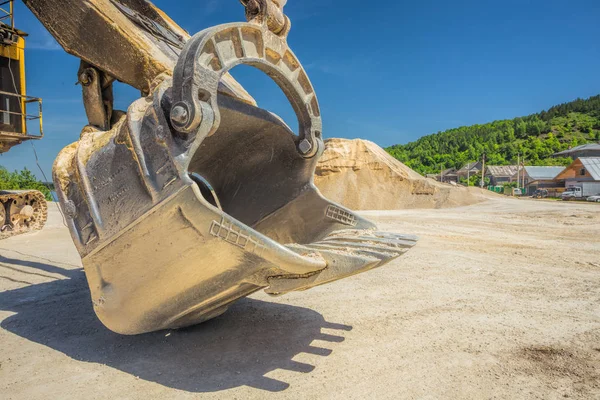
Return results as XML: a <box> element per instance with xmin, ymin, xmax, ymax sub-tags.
<box><xmin>0</xmin><ymin>190</ymin><xmax>48</xmax><ymax>240</ymax></box>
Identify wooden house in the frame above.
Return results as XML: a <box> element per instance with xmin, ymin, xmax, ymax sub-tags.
<box><xmin>552</xmin><ymin>143</ymin><xmax>600</xmax><ymax>159</ymax></box>
<box><xmin>513</xmin><ymin>166</ymin><xmax>565</xmax><ymax>195</ymax></box>
<box><xmin>485</xmin><ymin>165</ymin><xmax>518</xmax><ymax>186</ymax></box>
<box><xmin>554</xmin><ymin>158</ymin><xmax>600</xmax><ymax>196</ymax></box>
<box><xmin>456</xmin><ymin>161</ymin><xmax>482</xmax><ymax>181</ymax></box>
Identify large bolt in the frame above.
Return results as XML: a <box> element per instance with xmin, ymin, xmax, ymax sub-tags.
<box><xmin>79</xmin><ymin>72</ymin><xmax>91</xmax><ymax>86</ymax></box>
<box><xmin>64</xmin><ymin>200</ymin><xmax>77</xmax><ymax>218</ymax></box>
<box><xmin>170</xmin><ymin>105</ymin><xmax>189</xmax><ymax>126</ymax></box>
<box><xmin>298</xmin><ymin>139</ymin><xmax>312</xmax><ymax>155</ymax></box>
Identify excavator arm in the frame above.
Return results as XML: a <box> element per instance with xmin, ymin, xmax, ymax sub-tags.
<box><xmin>23</xmin><ymin>0</ymin><xmax>256</xmax><ymax>129</ymax></box>
<box><xmin>21</xmin><ymin>0</ymin><xmax>418</xmax><ymax>334</ymax></box>
<box><xmin>23</xmin><ymin>0</ymin><xmax>253</xmax><ymax>96</ymax></box>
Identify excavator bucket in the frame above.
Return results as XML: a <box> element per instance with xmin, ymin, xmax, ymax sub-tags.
<box><xmin>49</xmin><ymin>6</ymin><xmax>417</xmax><ymax>334</ymax></box>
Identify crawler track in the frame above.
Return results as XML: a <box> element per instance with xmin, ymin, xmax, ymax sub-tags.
<box><xmin>0</xmin><ymin>190</ymin><xmax>48</xmax><ymax>239</ymax></box>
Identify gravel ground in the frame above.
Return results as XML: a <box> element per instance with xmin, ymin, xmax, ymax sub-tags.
<box><xmin>0</xmin><ymin>198</ymin><xmax>599</xmax><ymax>399</ymax></box>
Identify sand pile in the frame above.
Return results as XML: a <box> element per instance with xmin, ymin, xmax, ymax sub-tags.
<box><xmin>314</xmin><ymin>138</ymin><xmax>495</xmax><ymax>210</ymax></box>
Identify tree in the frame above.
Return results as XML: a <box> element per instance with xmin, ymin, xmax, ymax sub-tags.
<box><xmin>0</xmin><ymin>166</ymin><xmax>52</xmax><ymax>200</ymax></box>
<box><xmin>474</xmin><ymin>174</ymin><xmax>490</xmax><ymax>187</ymax></box>
<box><xmin>515</xmin><ymin>119</ymin><xmax>528</xmax><ymax>139</ymax></box>
<box><xmin>579</xmin><ymin>121</ymin><xmax>593</xmax><ymax>133</ymax></box>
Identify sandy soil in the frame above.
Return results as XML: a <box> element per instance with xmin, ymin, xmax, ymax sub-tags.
<box><xmin>315</xmin><ymin>139</ymin><xmax>497</xmax><ymax>210</ymax></box>
<box><xmin>0</xmin><ymin>198</ymin><xmax>599</xmax><ymax>399</ymax></box>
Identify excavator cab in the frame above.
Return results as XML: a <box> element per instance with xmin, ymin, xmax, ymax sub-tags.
<box><xmin>0</xmin><ymin>1</ymin><xmax>47</xmax><ymax>238</ymax></box>
<box><xmin>0</xmin><ymin>0</ymin><xmax>43</xmax><ymax>152</ymax></box>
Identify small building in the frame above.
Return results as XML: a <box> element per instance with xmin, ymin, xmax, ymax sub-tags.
<box><xmin>456</xmin><ymin>161</ymin><xmax>482</xmax><ymax>180</ymax></box>
<box><xmin>554</xmin><ymin>157</ymin><xmax>600</xmax><ymax>196</ymax></box>
<box><xmin>427</xmin><ymin>168</ymin><xmax>458</xmax><ymax>183</ymax></box>
<box><xmin>552</xmin><ymin>143</ymin><xmax>600</xmax><ymax>159</ymax></box>
<box><xmin>440</xmin><ymin>168</ymin><xmax>458</xmax><ymax>183</ymax></box>
<box><xmin>485</xmin><ymin>165</ymin><xmax>518</xmax><ymax>186</ymax></box>
<box><xmin>514</xmin><ymin>166</ymin><xmax>565</xmax><ymax>196</ymax></box>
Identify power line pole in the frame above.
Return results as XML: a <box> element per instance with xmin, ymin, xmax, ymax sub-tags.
<box><xmin>480</xmin><ymin>153</ymin><xmax>486</xmax><ymax>189</ymax></box>
<box><xmin>517</xmin><ymin>153</ymin><xmax>520</xmax><ymax>189</ymax></box>
<box><xmin>521</xmin><ymin>158</ymin><xmax>526</xmax><ymax>194</ymax></box>
<box><xmin>467</xmin><ymin>162</ymin><xmax>470</xmax><ymax>186</ymax></box>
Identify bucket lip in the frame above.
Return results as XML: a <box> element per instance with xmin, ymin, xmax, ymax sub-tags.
<box><xmin>82</xmin><ymin>183</ymin><xmax>328</xmax><ymax>275</ymax></box>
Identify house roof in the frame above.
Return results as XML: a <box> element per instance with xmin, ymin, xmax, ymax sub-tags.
<box><xmin>522</xmin><ymin>166</ymin><xmax>565</xmax><ymax>180</ymax></box>
<box><xmin>553</xmin><ymin>143</ymin><xmax>600</xmax><ymax>156</ymax></box>
<box><xmin>457</xmin><ymin>162</ymin><xmax>481</xmax><ymax>174</ymax></box>
<box><xmin>486</xmin><ymin>165</ymin><xmax>518</xmax><ymax>177</ymax></box>
<box><xmin>580</xmin><ymin>157</ymin><xmax>600</xmax><ymax>180</ymax></box>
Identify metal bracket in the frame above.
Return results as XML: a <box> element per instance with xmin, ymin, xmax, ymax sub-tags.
<box><xmin>170</xmin><ymin>22</ymin><xmax>322</xmax><ymax>160</ymax></box>
<box><xmin>240</xmin><ymin>0</ymin><xmax>290</xmax><ymax>37</ymax></box>
<box><xmin>78</xmin><ymin>61</ymin><xmax>114</xmax><ymax>131</ymax></box>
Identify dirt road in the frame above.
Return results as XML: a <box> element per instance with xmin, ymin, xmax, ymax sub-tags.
<box><xmin>1</xmin><ymin>198</ymin><xmax>599</xmax><ymax>399</ymax></box>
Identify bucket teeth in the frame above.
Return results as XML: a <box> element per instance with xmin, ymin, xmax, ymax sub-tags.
<box><xmin>320</xmin><ymin>231</ymin><xmax>418</xmax><ymax>249</ymax></box>
<box><xmin>266</xmin><ymin>230</ymin><xmax>418</xmax><ymax>295</ymax></box>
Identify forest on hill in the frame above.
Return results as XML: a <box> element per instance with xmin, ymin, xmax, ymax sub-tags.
<box><xmin>386</xmin><ymin>95</ymin><xmax>600</xmax><ymax>175</ymax></box>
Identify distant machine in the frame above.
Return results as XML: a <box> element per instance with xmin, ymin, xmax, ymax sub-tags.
<box><xmin>0</xmin><ymin>1</ymin><xmax>47</xmax><ymax>238</ymax></box>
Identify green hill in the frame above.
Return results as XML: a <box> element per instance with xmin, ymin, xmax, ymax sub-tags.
<box><xmin>386</xmin><ymin>95</ymin><xmax>600</xmax><ymax>175</ymax></box>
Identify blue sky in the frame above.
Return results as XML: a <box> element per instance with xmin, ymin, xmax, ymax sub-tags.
<box><xmin>2</xmin><ymin>0</ymin><xmax>600</xmax><ymax>179</ymax></box>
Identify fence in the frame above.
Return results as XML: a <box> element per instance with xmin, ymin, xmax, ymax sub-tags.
<box><xmin>0</xmin><ymin>90</ymin><xmax>43</xmax><ymax>137</ymax></box>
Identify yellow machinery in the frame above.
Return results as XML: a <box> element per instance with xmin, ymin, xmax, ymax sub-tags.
<box><xmin>0</xmin><ymin>0</ymin><xmax>47</xmax><ymax>238</ymax></box>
